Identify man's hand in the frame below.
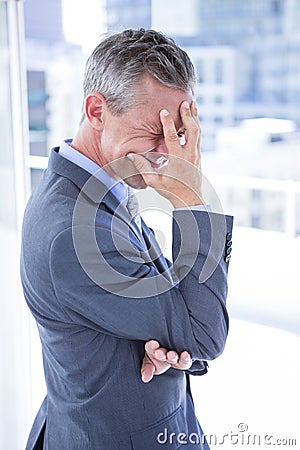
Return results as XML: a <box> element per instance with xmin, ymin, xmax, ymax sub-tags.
<box><xmin>127</xmin><ymin>100</ymin><xmax>203</xmax><ymax>208</ymax></box>
<box><xmin>141</xmin><ymin>340</ymin><xmax>192</xmax><ymax>383</ymax></box>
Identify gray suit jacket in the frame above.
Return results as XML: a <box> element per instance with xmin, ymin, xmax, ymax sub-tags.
<box><xmin>21</xmin><ymin>147</ymin><xmax>233</xmax><ymax>449</ymax></box>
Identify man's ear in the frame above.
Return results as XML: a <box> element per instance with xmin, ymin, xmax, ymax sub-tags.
<box><xmin>84</xmin><ymin>93</ymin><xmax>107</xmax><ymax>130</ymax></box>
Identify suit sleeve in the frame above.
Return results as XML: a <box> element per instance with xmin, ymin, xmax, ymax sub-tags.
<box><xmin>49</xmin><ymin>209</ymin><xmax>233</xmax><ymax>362</ymax></box>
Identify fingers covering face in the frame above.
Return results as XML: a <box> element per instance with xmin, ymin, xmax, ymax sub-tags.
<box><xmin>180</xmin><ymin>101</ymin><xmax>200</xmax><ymax>154</ymax></box>
<box><xmin>160</xmin><ymin>100</ymin><xmax>201</xmax><ymax>160</ymax></box>
<box><xmin>159</xmin><ymin>109</ymin><xmax>180</xmax><ymax>146</ymax></box>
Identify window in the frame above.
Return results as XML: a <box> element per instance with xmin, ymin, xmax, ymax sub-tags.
<box><xmin>196</xmin><ymin>59</ymin><xmax>204</xmax><ymax>83</ymax></box>
<box><xmin>214</xmin><ymin>116</ymin><xmax>223</xmax><ymax>123</ymax></box>
<box><xmin>27</xmin><ymin>70</ymin><xmax>48</xmax><ymax>156</ymax></box>
<box><xmin>215</xmin><ymin>58</ymin><xmax>224</xmax><ymax>84</ymax></box>
<box><xmin>0</xmin><ymin>2</ymin><xmax>31</xmax><ymax>448</ymax></box>
<box><xmin>271</xmin><ymin>0</ymin><xmax>282</xmax><ymax>15</ymax></box>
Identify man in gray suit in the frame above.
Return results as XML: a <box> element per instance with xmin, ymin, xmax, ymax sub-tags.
<box><xmin>21</xmin><ymin>29</ymin><xmax>233</xmax><ymax>449</ymax></box>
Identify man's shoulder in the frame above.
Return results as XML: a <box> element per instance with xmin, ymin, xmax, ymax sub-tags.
<box><xmin>25</xmin><ymin>169</ymin><xmax>77</xmax><ymax>228</ymax></box>
<box><xmin>24</xmin><ymin>167</ymin><xmax>124</xmax><ymax>246</ymax></box>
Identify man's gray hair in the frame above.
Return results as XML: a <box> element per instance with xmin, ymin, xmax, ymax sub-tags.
<box><xmin>83</xmin><ymin>28</ymin><xmax>196</xmax><ymax>116</ymax></box>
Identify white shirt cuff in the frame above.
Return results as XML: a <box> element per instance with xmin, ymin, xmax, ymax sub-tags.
<box><xmin>174</xmin><ymin>204</ymin><xmax>211</xmax><ymax>212</ymax></box>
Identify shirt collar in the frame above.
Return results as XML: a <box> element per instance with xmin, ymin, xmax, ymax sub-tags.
<box><xmin>59</xmin><ymin>139</ymin><xmax>128</xmax><ymax>206</ymax></box>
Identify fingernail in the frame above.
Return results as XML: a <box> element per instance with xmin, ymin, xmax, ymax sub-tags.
<box><xmin>160</xmin><ymin>109</ymin><xmax>169</xmax><ymax>117</ymax></box>
<box><xmin>142</xmin><ymin>375</ymin><xmax>151</xmax><ymax>383</ymax></box>
<box><xmin>156</xmin><ymin>351</ymin><xmax>166</xmax><ymax>361</ymax></box>
<box><xmin>182</xmin><ymin>353</ymin><xmax>190</xmax><ymax>361</ymax></box>
<box><xmin>127</xmin><ymin>153</ymin><xmax>135</xmax><ymax>161</ymax></box>
<box><xmin>182</xmin><ymin>101</ymin><xmax>190</xmax><ymax>110</ymax></box>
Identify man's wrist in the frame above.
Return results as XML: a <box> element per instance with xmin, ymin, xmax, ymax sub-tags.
<box><xmin>171</xmin><ymin>196</ymin><xmax>204</xmax><ymax>209</ymax></box>
<box><xmin>175</xmin><ymin>204</ymin><xmax>211</xmax><ymax>212</ymax></box>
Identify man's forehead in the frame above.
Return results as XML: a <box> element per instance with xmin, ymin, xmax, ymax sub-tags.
<box><xmin>136</xmin><ymin>73</ymin><xmax>191</xmax><ymax>105</ymax></box>
<box><xmin>130</xmin><ymin>75</ymin><xmax>192</xmax><ymax>132</ymax></box>
<box><xmin>133</xmin><ymin>108</ymin><xmax>183</xmax><ymax>137</ymax></box>
<box><xmin>137</xmin><ymin>98</ymin><xmax>188</xmax><ymax>131</ymax></box>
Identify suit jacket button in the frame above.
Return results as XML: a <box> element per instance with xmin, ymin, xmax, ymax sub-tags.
<box><xmin>225</xmin><ymin>254</ymin><xmax>231</xmax><ymax>263</ymax></box>
<box><xmin>226</xmin><ymin>232</ymin><xmax>232</xmax><ymax>240</ymax></box>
